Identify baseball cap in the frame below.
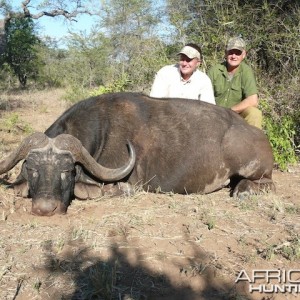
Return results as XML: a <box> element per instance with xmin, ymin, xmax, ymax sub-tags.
<box><xmin>178</xmin><ymin>45</ymin><xmax>201</xmax><ymax>60</ymax></box>
<box><xmin>226</xmin><ymin>37</ymin><xmax>246</xmax><ymax>51</ymax></box>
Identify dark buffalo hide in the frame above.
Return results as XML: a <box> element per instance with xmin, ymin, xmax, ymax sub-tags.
<box><xmin>0</xmin><ymin>92</ymin><xmax>275</xmax><ymax>216</ymax></box>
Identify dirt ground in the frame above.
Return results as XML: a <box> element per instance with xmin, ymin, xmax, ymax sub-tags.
<box><xmin>0</xmin><ymin>89</ymin><xmax>299</xmax><ymax>300</ymax></box>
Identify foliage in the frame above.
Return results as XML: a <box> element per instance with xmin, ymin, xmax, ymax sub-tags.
<box><xmin>99</xmin><ymin>0</ymin><xmax>169</xmax><ymax>92</ymax></box>
<box><xmin>63</xmin><ymin>74</ymin><xmax>131</xmax><ymax>103</ymax></box>
<box><xmin>3</xmin><ymin>17</ymin><xmax>41</xmax><ymax>87</ymax></box>
<box><xmin>65</xmin><ymin>31</ymin><xmax>113</xmax><ymax>89</ymax></box>
<box><xmin>0</xmin><ymin>62</ymin><xmax>15</xmax><ymax>89</ymax></box>
<box><xmin>260</xmin><ymin>99</ymin><xmax>298</xmax><ymax>170</ymax></box>
<box><xmin>34</xmin><ymin>40</ymin><xmax>67</xmax><ymax>88</ymax></box>
<box><xmin>0</xmin><ymin>112</ymin><xmax>33</xmax><ymax>134</ymax></box>
<box><xmin>62</xmin><ymin>86</ymin><xmax>91</xmax><ymax>104</ymax></box>
<box><xmin>89</xmin><ymin>73</ymin><xmax>131</xmax><ymax>96</ymax></box>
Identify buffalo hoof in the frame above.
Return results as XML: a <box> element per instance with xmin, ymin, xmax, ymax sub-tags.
<box><xmin>74</xmin><ymin>182</ymin><xmax>134</xmax><ymax>200</ymax></box>
<box><xmin>233</xmin><ymin>178</ymin><xmax>275</xmax><ymax>200</ymax></box>
<box><xmin>102</xmin><ymin>182</ymin><xmax>134</xmax><ymax>197</ymax></box>
<box><xmin>232</xmin><ymin>179</ymin><xmax>256</xmax><ymax>200</ymax></box>
<box><xmin>74</xmin><ymin>183</ymin><xmax>103</xmax><ymax>200</ymax></box>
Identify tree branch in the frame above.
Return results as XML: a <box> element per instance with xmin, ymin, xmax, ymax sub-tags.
<box><xmin>4</xmin><ymin>0</ymin><xmax>93</xmax><ymax>22</ymax></box>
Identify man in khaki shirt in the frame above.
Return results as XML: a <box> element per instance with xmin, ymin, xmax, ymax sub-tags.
<box><xmin>208</xmin><ymin>37</ymin><xmax>262</xmax><ymax>129</ymax></box>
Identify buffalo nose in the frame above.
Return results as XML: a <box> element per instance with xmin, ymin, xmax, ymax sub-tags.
<box><xmin>31</xmin><ymin>199</ymin><xmax>58</xmax><ymax>216</ymax></box>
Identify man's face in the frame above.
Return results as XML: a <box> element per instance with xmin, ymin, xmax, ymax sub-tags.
<box><xmin>225</xmin><ymin>49</ymin><xmax>246</xmax><ymax>68</ymax></box>
<box><xmin>179</xmin><ymin>54</ymin><xmax>200</xmax><ymax>79</ymax></box>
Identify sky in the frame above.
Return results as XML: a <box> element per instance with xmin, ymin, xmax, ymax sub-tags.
<box><xmin>3</xmin><ymin>0</ymin><xmax>167</xmax><ymax>47</ymax></box>
<box><xmin>35</xmin><ymin>14</ymin><xmax>98</xmax><ymax>40</ymax></box>
<box><xmin>6</xmin><ymin>0</ymin><xmax>99</xmax><ymax>42</ymax></box>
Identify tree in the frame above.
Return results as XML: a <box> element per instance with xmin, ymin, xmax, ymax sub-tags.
<box><xmin>34</xmin><ymin>38</ymin><xmax>68</xmax><ymax>88</ymax></box>
<box><xmin>0</xmin><ymin>0</ymin><xmax>97</xmax><ymax>87</ymax></box>
<box><xmin>99</xmin><ymin>0</ymin><xmax>169</xmax><ymax>92</ymax></box>
<box><xmin>66</xmin><ymin>30</ymin><xmax>114</xmax><ymax>89</ymax></box>
<box><xmin>1</xmin><ymin>0</ymin><xmax>93</xmax><ymax>22</ymax></box>
<box><xmin>4</xmin><ymin>17</ymin><xmax>41</xmax><ymax>87</ymax></box>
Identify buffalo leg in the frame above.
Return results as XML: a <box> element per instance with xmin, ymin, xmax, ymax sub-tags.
<box><xmin>102</xmin><ymin>182</ymin><xmax>134</xmax><ymax>197</ymax></box>
<box><xmin>232</xmin><ymin>178</ymin><xmax>275</xmax><ymax>200</ymax></box>
<box><xmin>74</xmin><ymin>182</ymin><xmax>134</xmax><ymax>200</ymax></box>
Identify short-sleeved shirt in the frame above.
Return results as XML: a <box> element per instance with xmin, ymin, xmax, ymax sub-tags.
<box><xmin>150</xmin><ymin>64</ymin><xmax>215</xmax><ymax>105</ymax></box>
<box><xmin>207</xmin><ymin>61</ymin><xmax>258</xmax><ymax>108</ymax></box>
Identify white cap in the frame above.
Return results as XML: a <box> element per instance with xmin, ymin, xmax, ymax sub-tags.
<box><xmin>178</xmin><ymin>46</ymin><xmax>201</xmax><ymax>60</ymax></box>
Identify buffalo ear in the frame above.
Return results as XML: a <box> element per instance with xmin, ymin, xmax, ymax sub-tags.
<box><xmin>12</xmin><ymin>164</ymin><xmax>29</xmax><ymax>198</ymax></box>
<box><xmin>13</xmin><ymin>181</ymin><xmax>29</xmax><ymax>198</ymax></box>
<box><xmin>75</xmin><ymin>165</ymin><xmax>103</xmax><ymax>185</ymax></box>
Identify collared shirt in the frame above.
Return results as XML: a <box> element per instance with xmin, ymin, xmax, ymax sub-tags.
<box><xmin>150</xmin><ymin>64</ymin><xmax>216</xmax><ymax>105</ymax></box>
<box><xmin>207</xmin><ymin>61</ymin><xmax>258</xmax><ymax>108</ymax></box>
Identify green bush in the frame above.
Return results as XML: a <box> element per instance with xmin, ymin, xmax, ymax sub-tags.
<box><xmin>1</xmin><ymin>112</ymin><xmax>33</xmax><ymax>134</ymax></box>
<box><xmin>260</xmin><ymin>99</ymin><xmax>298</xmax><ymax>170</ymax></box>
<box><xmin>62</xmin><ymin>75</ymin><xmax>131</xmax><ymax>104</ymax></box>
<box><xmin>89</xmin><ymin>74</ymin><xmax>131</xmax><ymax>96</ymax></box>
<box><xmin>62</xmin><ymin>86</ymin><xmax>91</xmax><ymax>104</ymax></box>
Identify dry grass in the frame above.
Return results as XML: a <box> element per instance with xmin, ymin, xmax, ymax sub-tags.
<box><xmin>0</xmin><ymin>89</ymin><xmax>299</xmax><ymax>300</ymax></box>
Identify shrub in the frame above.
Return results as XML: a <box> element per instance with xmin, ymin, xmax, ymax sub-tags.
<box><xmin>260</xmin><ymin>99</ymin><xmax>298</xmax><ymax>170</ymax></box>
<box><xmin>89</xmin><ymin>74</ymin><xmax>131</xmax><ymax>96</ymax></box>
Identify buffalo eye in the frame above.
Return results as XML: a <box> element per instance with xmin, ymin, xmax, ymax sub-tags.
<box><xmin>27</xmin><ymin>167</ymin><xmax>38</xmax><ymax>178</ymax></box>
<box><xmin>61</xmin><ymin>170</ymin><xmax>74</xmax><ymax>181</ymax></box>
<box><xmin>61</xmin><ymin>170</ymin><xmax>75</xmax><ymax>191</ymax></box>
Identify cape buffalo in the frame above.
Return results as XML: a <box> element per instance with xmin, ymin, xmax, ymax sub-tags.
<box><xmin>0</xmin><ymin>92</ymin><xmax>275</xmax><ymax>216</ymax></box>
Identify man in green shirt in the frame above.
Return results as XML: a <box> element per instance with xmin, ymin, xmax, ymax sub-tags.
<box><xmin>208</xmin><ymin>37</ymin><xmax>262</xmax><ymax>129</ymax></box>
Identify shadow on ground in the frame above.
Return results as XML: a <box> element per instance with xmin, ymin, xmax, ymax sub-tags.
<box><xmin>39</xmin><ymin>234</ymin><xmax>252</xmax><ymax>300</ymax></box>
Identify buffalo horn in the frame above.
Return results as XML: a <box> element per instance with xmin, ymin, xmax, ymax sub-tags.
<box><xmin>53</xmin><ymin>134</ymin><xmax>136</xmax><ymax>181</ymax></box>
<box><xmin>0</xmin><ymin>132</ymin><xmax>49</xmax><ymax>175</ymax></box>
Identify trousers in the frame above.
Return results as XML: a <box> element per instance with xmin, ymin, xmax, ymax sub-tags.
<box><xmin>240</xmin><ymin>107</ymin><xmax>262</xmax><ymax>129</ymax></box>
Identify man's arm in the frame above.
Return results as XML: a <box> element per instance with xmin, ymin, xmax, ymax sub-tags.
<box><xmin>231</xmin><ymin>94</ymin><xmax>258</xmax><ymax>113</ymax></box>
<box><xmin>231</xmin><ymin>63</ymin><xmax>259</xmax><ymax>113</ymax></box>
<box><xmin>199</xmin><ymin>76</ymin><xmax>216</xmax><ymax>105</ymax></box>
<box><xmin>150</xmin><ymin>68</ymin><xmax>167</xmax><ymax>98</ymax></box>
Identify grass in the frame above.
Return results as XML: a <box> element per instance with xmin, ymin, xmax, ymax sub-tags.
<box><xmin>0</xmin><ymin>112</ymin><xmax>33</xmax><ymax>134</ymax></box>
<box><xmin>1</xmin><ymin>183</ymin><xmax>300</xmax><ymax>299</ymax></box>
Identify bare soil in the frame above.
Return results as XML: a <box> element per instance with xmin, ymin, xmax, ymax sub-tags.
<box><xmin>0</xmin><ymin>89</ymin><xmax>299</xmax><ymax>300</ymax></box>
